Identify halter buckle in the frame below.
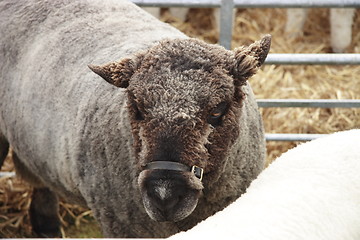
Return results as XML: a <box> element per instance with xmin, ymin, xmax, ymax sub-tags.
<box><xmin>191</xmin><ymin>165</ymin><xmax>204</xmax><ymax>181</ymax></box>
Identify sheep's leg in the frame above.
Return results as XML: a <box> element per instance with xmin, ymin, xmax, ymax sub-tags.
<box><xmin>285</xmin><ymin>8</ymin><xmax>308</xmax><ymax>38</ymax></box>
<box><xmin>11</xmin><ymin>152</ymin><xmax>61</xmax><ymax>237</ymax></box>
<box><xmin>330</xmin><ymin>8</ymin><xmax>355</xmax><ymax>53</ymax></box>
<box><xmin>29</xmin><ymin>187</ymin><xmax>62</xmax><ymax>237</ymax></box>
<box><xmin>142</xmin><ymin>7</ymin><xmax>161</xmax><ymax>19</ymax></box>
<box><xmin>0</xmin><ymin>133</ymin><xmax>9</xmax><ymax>168</ymax></box>
<box><xmin>169</xmin><ymin>7</ymin><xmax>189</xmax><ymax>22</ymax></box>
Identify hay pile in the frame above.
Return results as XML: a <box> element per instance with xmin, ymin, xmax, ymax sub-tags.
<box><xmin>1</xmin><ymin>7</ymin><xmax>359</xmax><ymax>237</ymax></box>
<box><xmin>0</xmin><ymin>153</ymin><xmax>32</xmax><ymax>237</ymax></box>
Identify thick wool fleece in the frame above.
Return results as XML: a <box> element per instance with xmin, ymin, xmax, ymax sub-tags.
<box><xmin>0</xmin><ymin>0</ymin><xmax>266</xmax><ymax>237</ymax></box>
<box><xmin>171</xmin><ymin>129</ymin><xmax>360</xmax><ymax>240</ymax></box>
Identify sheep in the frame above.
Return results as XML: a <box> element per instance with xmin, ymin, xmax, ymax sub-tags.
<box><xmin>170</xmin><ymin>129</ymin><xmax>360</xmax><ymax>240</ymax></box>
<box><xmin>285</xmin><ymin>8</ymin><xmax>355</xmax><ymax>53</ymax></box>
<box><xmin>0</xmin><ymin>0</ymin><xmax>270</xmax><ymax>238</ymax></box>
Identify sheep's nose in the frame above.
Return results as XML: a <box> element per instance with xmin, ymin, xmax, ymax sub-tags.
<box><xmin>147</xmin><ymin>180</ymin><xmax>185</xmax><ymax>218</ymax></box>
<box><xmin>153</xmin><ymin>188</ymin><xmax>179</xmax><ymax>210</ymax></box>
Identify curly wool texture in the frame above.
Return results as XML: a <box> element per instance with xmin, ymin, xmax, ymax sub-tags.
<box><xmin>0</xmin><ymin>0</ymin><xmax>268</xmax><ymax>237</ymax></box>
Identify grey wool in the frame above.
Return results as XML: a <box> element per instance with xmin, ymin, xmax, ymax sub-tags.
<box><xmin>0</xmin><ymin>0</ymin><xmax>270</xmax><ymax>238</ymax></box>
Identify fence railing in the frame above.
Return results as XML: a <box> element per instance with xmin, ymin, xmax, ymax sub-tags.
<box><xmin>265</xmin><ymin>53</ymin><xmax>360</xmax><ymax>65</ymax></box>
<box><xmin>131</xmin><ymin>0</ymin><xmax>360</xmax><ymax>8</ymax></box>
<box><xmin>257</xmin><ymin>99</ymin><xmax>360</xmax><ymax>109</ymax></box>
<box><xmin>132</xmin><ymin>0</ymin><xmax>360</xmax><ymax>49</ymax></box>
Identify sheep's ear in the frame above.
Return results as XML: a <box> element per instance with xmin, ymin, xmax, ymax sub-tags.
<box><xmin>231</xmin><ymin>34</ymin><xmax>271</xmax><ymax>82</ymax></box>
<box><xmin>88</xmin><ymin>57</ymin><xmax>138</xmax><ymax>88</ymax></box>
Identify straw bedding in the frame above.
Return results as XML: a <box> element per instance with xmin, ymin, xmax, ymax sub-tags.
<box><xmin>1</xmin><ymin>7</ymin><xmax>359</xmax><ymax>237</ymax></box>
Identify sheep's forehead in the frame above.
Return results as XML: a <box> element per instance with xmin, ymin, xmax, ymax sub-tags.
<box><xmin>143</xmin><ymin>75</ymin><xmax>202</xmax><ymax>118</ymax></box>
<box><xmin>128</xmin><ymin>39</ymin><xmax>235</xmax><ymax>121</ymax></box>
<box><xmin>130</xmin><ymin>69</ymin><xmax>233</xmax><ymax>120</ymax></box>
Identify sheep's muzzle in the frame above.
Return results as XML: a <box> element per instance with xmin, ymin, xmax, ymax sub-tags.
<box><xmin>138</xmin><ymin>162</ymin><xmax>204</xmax><ymax>222</ymax></box>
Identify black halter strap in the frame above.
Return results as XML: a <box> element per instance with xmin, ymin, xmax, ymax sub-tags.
<box><xmin>144</xmin><ymin>161</ymin><xmax>204</xmax><ymax>181</ymax></box>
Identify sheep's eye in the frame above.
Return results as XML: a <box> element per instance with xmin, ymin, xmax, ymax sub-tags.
<box><xmin>208</xmin><ymin>102</ymin><xmax>227</xmax><ymax>127</ymax></box>
<box><xmin>210</xmin><ymin>110</ymin><xmax>223</xmax><ymax>118</ymax></box>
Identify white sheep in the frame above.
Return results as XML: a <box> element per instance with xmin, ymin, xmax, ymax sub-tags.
<box><xmin>170</xmin><ymin>129</ymin><xmax>360</xmax><ymax>240</ymax></box>
<box><xmin>285</xmin><ymin>8</ymin><xmax>355</xmax><ymax>53</ymax></box>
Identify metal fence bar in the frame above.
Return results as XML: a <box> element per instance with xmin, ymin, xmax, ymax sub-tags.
<box><xmin>257</xmin><ymin>99</ymin><xmax>360</xmax><ymax>108</ymax></box>
<box><xmin>265</xmin><ymin>133</ymin><xmax>329</xmax><ymax>141</ymax></box>
<box><xmin>234</xmin><ymin>0</ymin><xmax>360</xmax><ymax>8</ymax></box>
<box><xmin>131</xmin><ymin>0</ymin><xmax>360</xmax><ymax>7</ymax></box>
<box><xmin>260</xmin><ymin>100</ymin><xmax>359</xmax><ymax>141</ymax></box>
<box><xmin>131</xmin><ymin>0</ymin><xmax>221</xmax><ymax>7</ymax></box>
<box><xmin>219</xmin><ymin>0</ymin><xmax>234</xmax><ymax>49</ymax></box>
<box><xmin>265</xmin><ymin>53</ymin><xmax>360</xmax><ymax>65</ymax></box>
<box><xmin>0</xmin><ymin>172</ymin><xmax>15</xmax><ymax>178</ymax></box>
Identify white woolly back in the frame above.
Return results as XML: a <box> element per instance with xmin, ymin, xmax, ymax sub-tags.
<box><xmin>170</xmin><ymin>129</ymin><xmax>360</xmax><ymax>240</ymax></box>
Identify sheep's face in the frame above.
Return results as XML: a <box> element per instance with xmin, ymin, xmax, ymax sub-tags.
<box><xmin>129</xmin><ymin>57</ymin><xmax>235</xmax><ymax>222</ymax></box>
<box><xmin>89</xmin><ymin>36</ymin><xmax>271</xmax><ymax>222</ymax></box>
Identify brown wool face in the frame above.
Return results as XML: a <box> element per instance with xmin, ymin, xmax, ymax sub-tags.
<box><xmin>128</xmin><ymin>63</ymin><xmax>234</xmax><ymax>222</ymax></box>
<box><xmin>89</xmin><ymin>36</ymin><xmax>271</xmax><ymax>222</ymax></box>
